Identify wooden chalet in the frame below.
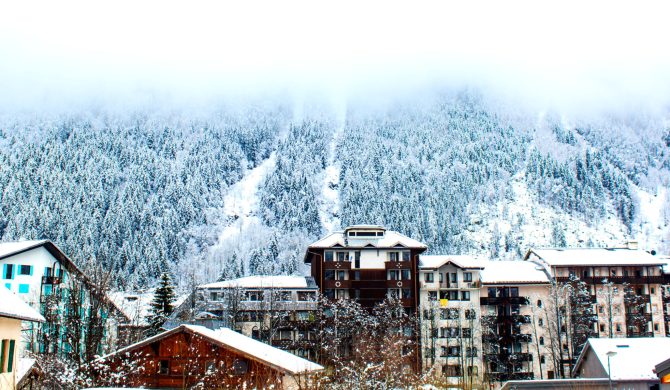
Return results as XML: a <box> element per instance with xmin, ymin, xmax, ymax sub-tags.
<box><xmin>93</xmin><ymin>324</ymin><xmax>323</xmax><ymax>389</ymax></box>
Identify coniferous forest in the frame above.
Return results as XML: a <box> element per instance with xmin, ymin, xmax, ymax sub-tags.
<box><xmin>1</xmin><ymin>92</ymin><xmax>668</xmax><ymax>289</ymax></box>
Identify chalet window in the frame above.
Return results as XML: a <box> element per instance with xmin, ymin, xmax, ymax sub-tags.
<box><xmin>466</xmin><ymin>347</ymin><xmax>478</xmax><ymax>357</ymax></box>
<box><xmin>425</xmin><ymin>347</ymin><xmax>435</xmax><ymax>358</ymax></box>
<box><xmin>388</xmin><ymin>270</ymin><xmax>401</xmax><ymax>280</ymax></box>
<box><xmin>463</xmin><ymin>272</ymin><xmax>472</xmax><ymax>282</ymax></box>
<box><xmin>324</xmin><ymin>289</ymin><xmax>335</xmax><ymax>299</ymax></box>
<box><xmin>337</xmin><ymin>252</ymin><xmax>347</xmax><ymax>262</ymax></box>
<box><xmin>539</xmin><ymin>336</ymin><xmax>544</xmax><ymax>345</ymax></box>
<box><xmin>205</xmin><ymin>360</ymin><xmax>216</xmax><ymax>373</ymax></box>
<box><xmin>654</xmin><ymin>323</ymin><xmax>659</xmax><ymax>332</ymax></box>
<box><xmin>600</xmin><ymin>323</ymin><xmax>605</xmax><ymax>332</ymax></box>
<box><xmin>537</xmin><ymin>299</ymin><xmax>543</xmax><ymax>308</ymax></box>
<box><xmin>232</xmin><ymin>359</ymin><xmax>248</xmax><ymax>375</ymax></box>
<box><xmin>450</xmin><ymin>273</ymin><xmax>457</xmax><ymax>283</ymax></box>
<box><xmin>488</xmin><ymin>287</ymin><xmax>496</xmax><ymax>297</ymax></box>
<box><xmin>389</xmin><ymin>289</ymin><xmax>401</xmax><ymax>299</ymax></box>
<box><xmin>462</xmin><ymin>328</ymin><xmax>471</xmax><ymax>338</ymax></box>
<box><xmin>439</xmin><ymin>273</ymin><xmax>444</xmax><ymax>283</ymax></box>
<box><xmin>539</xmin><ymin>318</ymin><xmax>543</xmax><ymax>326</ymax></box>
<box><xmin>354</xmin><ymin>289</ymin><xmax>361</xmax><ymax>299</ymax></box>
<box><xmin>428</xmin><ymin>291</ymin><xmax>437</xmax><ymax>301</ymax></box>
<box><xmin>277</xmin><ymin>291</ymin><xmax>292</xmax><ymax>301</ymax></box>
<box><xmin>336</xmin><ymin>270</ymin><xmax>346</xmax><ymax>280</ymax></box>
<box><xmin>18</xmin><ymin>265</ymin><xmax>31</xmax><ymax>276</ymax></box>
<box><xmin>210</xmin><ymin>292</ymin><xmax>218</xmax><ymax>301</ymax></box>
<box><xmin>354</xmin><ymin>251</ymin><xmax>361</xmax><ymax>268</ymax></box>
<box><xmin>447</xmin><ymin>308</ymin><xmax>459</xmax><ymax>319</ymax></box>
<box><xmin>353</xmin><ymin>271</ymin><xmax>360</xmax><ymax>280</ymax></box>
<box><xmin>447</xmin><ymin>346</ymin><xmax>460</xmax><ymax>357</ymax></box>
<box><xmin>297</xmin><ymin>291</ymin><xmax>316</xmax><ymax>301</ymax></box>
<box><xmin>402</xmin><ymin>251</ymin><xmax>410</xmax><ymax>262</ymax></box>
<box><xmin>402</xmin><ymin>289</ymin><xmax>411</xmax><ymax>299</ymax></box>
<box><xmin>325</xmin><ymin>251</ymin><xmax>333</xmax><ymax>262</ymax></box>
<box><xmin>296</xmin><ymin>311</ymin><xmax>311</xmax><ymax>321</ymax></box>
<box><xmin>611</xmin><ymin>269</ymin><xmax>616</xmax><ymax>276</ymax></box>
<box><xmin>444</xmin><ymin>364</ymin><xmax>462</xmax><ymax>376</ymax></box>
<box><xmin>616</xmin><ymin>323</ymin><xmax>621</xmax><ymax>332</ymax></box>
<box><xmin>389</xmin><ymin>252</ymin><xmax>399</xmax><ymax>262</ymax></box>
<box><xmin>651</xmin><ymin>287</ymin><xmax>656</xmax><ymax>294</ymax></box>
<box><xmin>540</xmin><ymin>355</ymin><xmax>546</xmax><ymax>364</ymax></box>
<box><xmin>325</xmin><ymin>270</ymin><xmax>335</xmax><ymax>280</ymax></box>
<box><xmin>461</xmin><ymin>291</ymin><xmax>470</xmax><ymax>301</ymax></box>
<box><xmin>401</xmin><ymin>270</ymin><xmax>411</xmax><ymax>280</ymax></box>
<box><xmin>464</xmin><ymin>309</ymin><xmax>476</xmax><ymax>319</ymax></box>
<box><xmin>3</xmin><ymin>265</ymin><xmax>13</xmax><ymax>280</ymax></box>
<box><xmin>424</xmin><ymin>273</ymin><xmax>434</xmax><ymax>283</ymax></box>
<box><xmin>336</xmin><ymin>289</ymin><xmax>347</xmax><ymax>299</ymax></box>
<box><xmin>244</xmin><ymin>291</ymin><xmax>261</xmax><ymax>301</ymax></box>
<box><xmin>448</xmin><ymin>291</ymin><xmax>458</xmax><ymax>300</ymax></box>
<box><xmin>510</xmin><ymin>287</ymin><xmax>519</xmax><ymax>297</ymax></box>
<box><xmin>158</xmin><ymin>360</ymin><xmax>169</xmax><ymax>375</ymax></box>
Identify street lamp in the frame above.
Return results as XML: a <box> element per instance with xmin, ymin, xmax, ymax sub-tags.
<box><xmin>606</xmin><ymin>350</ymin><xmax>617</xmax><ymax>390</ymax></box>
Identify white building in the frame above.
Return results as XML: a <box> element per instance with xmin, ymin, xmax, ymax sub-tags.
<box><xmin>0</xmin><ymin>240</ymin><xmax>128</xmax><ymax>356</ymax></box>
<box><xmin>418</xmin><ymin>255</ymin><xmax>485</xmax><ymax>385</ymax></box>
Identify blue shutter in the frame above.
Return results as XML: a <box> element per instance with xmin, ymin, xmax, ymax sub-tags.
<box><xmin>28</xmin><ymin>266</ymin><xmax>33</xmax><ymax>276</ymax></box>
<box><xmin>2</xmin><ymin>265</ymin><xmax>6</xmax><ymax>280</ymax></box>
<box><xmin>4</xmin><ymin>283</ymin><xmax>9</xmax><ymax>290</ymax></box>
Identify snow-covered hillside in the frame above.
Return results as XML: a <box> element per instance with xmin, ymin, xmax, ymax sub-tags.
<box><xmin>0</xmin><ymin>92</ymin><xmax>668</xmax><ymax>289</ymax></box>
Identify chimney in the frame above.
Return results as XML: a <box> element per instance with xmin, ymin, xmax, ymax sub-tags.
<box><xmin>626</xmin><ymin>241</ymin><xmax>639</xmax><ymax>250</ymax></box>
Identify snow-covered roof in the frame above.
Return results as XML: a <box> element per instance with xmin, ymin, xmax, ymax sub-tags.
<box><xmin>308</xmin><ymin>228</ymin><xmax>427</xmax><ymax>249</ymax></box>
<box><xmin>101</xmin><ymin>324</ymin><xmax>323</xmax><ymax>375</ymax></box>
<box><xmin>574</xmin><ymin>337</ymin><xmax>670</xmax><ymax>380</ymax></box>
<box><xmin>526</xmin><ymin>247</ymin><xmax>665</xmax><ymax>267</ymax></box>
<box><xmin>480</xmin><ymin>260</ymin><xmax>550</xmax><ymax>285</ymax></box>
<box><xmin>199</xmin><ymin>275</ymin><xmax>316</xmax><ymax>289</ymax></box>
<box><xmin>16</xmin><ymin>358</ymin><xmax>37</xmax><ymax>387</ymax></box>
<box><xmin>0</xmin><ymin>240</ymin><xmax>49</xmax><ymax>259</ymax></box>
<box><xmin>0</xmin><ymin>286</ymin><xmax>44</xmax><ymax>322</ymax></box>
<box><xmin>108</xmin><ymin>290</ymin><xmax>188</xmax><ymax>326</ymax></box>
<box><xmin>419</xmin><ymin>255</ymin><xmax>486</xmax><ymax>270</ymax></box>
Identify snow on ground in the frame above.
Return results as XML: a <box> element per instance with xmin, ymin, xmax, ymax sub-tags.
<box><xmin>635</xmin><ymin>186</ymin><xmax>669</xmax><ymax>253</ymax></box>
<box><xmin>319</xmin><ymin>125</ymin><xmax>343</xmax><ymax>234</ymax></box>
<box><xmin>465</xmin><ymin>174</ymin><xmax>628</xmax><ymax>257</ymax></box>
<box><xmin>217</xmin><ymin>153</ymin><xmax>276</xmax><ymax>242</ymax></box>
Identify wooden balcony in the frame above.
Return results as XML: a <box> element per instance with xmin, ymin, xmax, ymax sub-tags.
<box><xmin>323</xmin><ymin>280</ymin><xmax>352</xmax><ymax>289</ymax></box>
<box><xmin>387</xmin><ymin>279</ymin><xmax>412</xmax><ymax>289</ymax></box>
<box><xmin>323</xmin><ymin>261</ymin><xmax>352</xmax><ymax>270</ymax></box>
<box><xmin>385</xmin><ymin>261</ymin><xmax>412</xmax><ymax>270</ymax></box>
<box><xmin>480</xmin><ymin>296</ymin><xmax>529</xmax><ymax>305</ymax></box>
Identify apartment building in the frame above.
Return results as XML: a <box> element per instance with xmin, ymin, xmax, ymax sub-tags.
<box><xmin>304</xmin><ymin>225</ymin><xmax>427</xmax><ymax>312</ymax></box>
<box><xmin>479</xmin><ymin>260</ymin><xmax>552</xmax><ymax>382</ymax></box>
<box><xmin>186</xmin><ymin>275</ymin><xmax>319</xmax><ymax>360</ymax></box>
<box><xmin>525</xmin><ymin>245</ymin><xmax>667</xmax><ymax>339</ymax></box>
<box><xmin>0</xmin><ymin>240</ymin><xmax>128</xmax><ymax>357</ymax></box>
<box><xmin>418</xmin><ymin>255</ymin><xmax>485</xmax><ymax>387</ymax></box>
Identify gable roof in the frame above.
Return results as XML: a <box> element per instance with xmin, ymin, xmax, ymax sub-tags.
<box><xmin>480</xmin><ymin>260</ymin><xmax>550</xmax><ymax>285</ymax></box>
<box><xmin>525</xmin><ymin>247</ymin><xmax>665</xmax><ymax>267</ymax></box>
<box><xmin>419</xmin><ymin>255</ymin><xmax>486</xmax><ymax>270</ymax></box>
<box><xmin>307</xmin><ymin>229</ymin><xmax>427</xmax><ymax>250</ymax></box>
<box><xmin>99</xmin><ymin>324</ymin><xmax>324</xmax><ymax>375</ymax></box>
<box><xmin>0</xmin><ymin>286</ymin><xmax>45</xmax><ymax>322</ymax></box>
<box><xmin>199</xmin><ymin>275</ymin><xmax>317</xmax><ymax>289</ymax></box>
<box><xmin>573</xmin><ymin>337</ymin><xmax>670</xmax><ymax>380</ymax></box>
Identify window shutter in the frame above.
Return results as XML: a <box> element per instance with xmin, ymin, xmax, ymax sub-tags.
<box><xmin>0</xmin><ymin>339</ymin><xmax>6</xmax><ymax>373</ymax></box>
<box><xmin>29</xmin><ymin>266</ymin><xmax>33</xmax><ymax>276</ymax></box>
<box><xmin>6</xmin><ymin>340</ymin><xmax>14</xmax><ymax>372</ymax></box>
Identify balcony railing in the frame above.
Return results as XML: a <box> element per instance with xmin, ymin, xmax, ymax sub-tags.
<box><xmin>556</xmin><ymin>275</ymin><xmax>666</xmax><ymax>285</ymax></box>
<box><xmin>323</xmin><ymin>261</ymin><xmax>352</xmax><ymax>270</ymax></box>
<box><xmin>323</xmin><ymin>280</ymin><xmax>352</xmax><ymax>289</ymax></box>
<box><xmin>480</xmin><ymin>296</ymin><xmax>529</xmax><ymax>305</ymax></box>
<box><xmin>482</xmin><ymin>314</ymin><xmax>531</xmax><ymax>324</ymax></box>
<box><xmin>42</xmin><ymin>276</ymin><xmax>62</xmax><ymax>285</ymax></box>
<box><xmin>387</xmin><ymin>279</ymin><xmax>412</xmax><ymax>289</ymax></box>
<box><xmin>384</xmin><ymin>261</ymin><xmax>412</xmax><ymax>270</ymax></box>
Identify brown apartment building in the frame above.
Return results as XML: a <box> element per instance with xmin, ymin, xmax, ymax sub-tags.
<box><xmin>304</xmin><ymin>225</ymin><xmax>427</xmax><ymax>312</ymax></box>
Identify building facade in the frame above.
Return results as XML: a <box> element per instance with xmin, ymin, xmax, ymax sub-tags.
<box><xmin>174</xmin><ymin>276</ymin><xmax>319</xmax><ymax>360</ymax></box>
<box><xmin>0</xmin><ymin>240</ymin><xmax>128</xmax><ymax>359</ymax></box>
<box><xmin>418</xmin><ymin>255</ymin><xmax>485</xmax><ymax>387</ymax></box>
<box><xmin>304</xmin><ymin>225</ymin><xmax>427</xmax><ymax>312</ymax></box>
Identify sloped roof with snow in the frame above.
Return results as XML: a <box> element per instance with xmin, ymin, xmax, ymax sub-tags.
<box><xmin>0</xmin><ymin>286</ymin><xmax>44</xmax><ymax>322</ymax></box>
<box><xmin>308</xmin><ymin>228</ymin><xmax>427</xmax><ymax>249</ymax></box>
<box><xmin>0</xmin><ymin>240</ymin><xmax>49</xmax><ymax>259</ymax></box>
<box><xmin>101</xmin><ymin>324</ymin><xmax>323</xmax><ymax>375</ymax></box>
<box><xmin>199</xmin><ymin>275</ymin><xmax>316</xmax><ymax>289</ymax></box>
<box><xmin>526</xmin><ymin>247</ymin><xmax>665</xmax><ymax>267</ymax></box>
<box><xmin>574</xmin><ymin>337</ymin><xmax>670</xmax><ymax>380</ymax></box>
<box><xmin>480</xmin><ymin>260</ymin><xmax>550</xmax><ymax>285</ymax></box>
<box><xmin>419</xmin><ymin>255</ymin><xmax>486</xmax><ymax>270</ymax></box>
<box><xmin>108</xmin><ymin>290</ymin><xmax>188</xmax><ymax>326</ymax></box>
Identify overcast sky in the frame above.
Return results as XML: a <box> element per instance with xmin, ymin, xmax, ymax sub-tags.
<box><xmin>1</xmin><ymin>1</ymin><xmax>669</xmax><ymax>113</ymax></box>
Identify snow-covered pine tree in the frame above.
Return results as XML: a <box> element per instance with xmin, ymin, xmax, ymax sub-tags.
<box><xmin>147</xmin><ymin>272</ymin><xmax>176</xmax><ymax>336</ymax></box>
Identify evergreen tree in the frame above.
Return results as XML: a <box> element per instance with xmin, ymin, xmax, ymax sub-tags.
<box><xmin>147</xmin><ymin>272</ymin><xmax>176</xmax><ymax>336</ymax></box>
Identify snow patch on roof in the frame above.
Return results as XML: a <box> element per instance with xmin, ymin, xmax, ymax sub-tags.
<box><xmin>579</xmin><ymin>338</ymin><xmax>670</xmax><ymax>381</ymax></box>
<box><xmin>199</xmin><ymin>275</ymin><xmax>314</xmax><ymax>289</ymax></box>
<box><xmin>0</xmin><ymin>286</ymin><xmax>44</xmax><ymax>322</ymax></box>
<box><xmin>309</xmin><ymin>228</ymin><xmax>426</xmax><ymax>249</ymax></box>
<box><xmin>0</xmin><ymin>240</ymin><xmax>48</xmax><ymax>259</ymax></box>
<box><xmin>529</xmin><ymin>247</ymin><xmax>664</xmax><ymax>267</ymax></box>
<box><xmin>480</xmin><ymin>260</ymin><xmax>550</xmax><ymax>284</ymax></box>
<box><xmin>419</xmin><ymin>255</ymin><xmax>486</xmax><ymax>269</ymax></box>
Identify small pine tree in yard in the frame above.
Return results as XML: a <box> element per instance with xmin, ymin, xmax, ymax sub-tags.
<box><xmin>147</xmin><ymin>272</ymin><xmax>176</xmax><ymax>336</ymax></box>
